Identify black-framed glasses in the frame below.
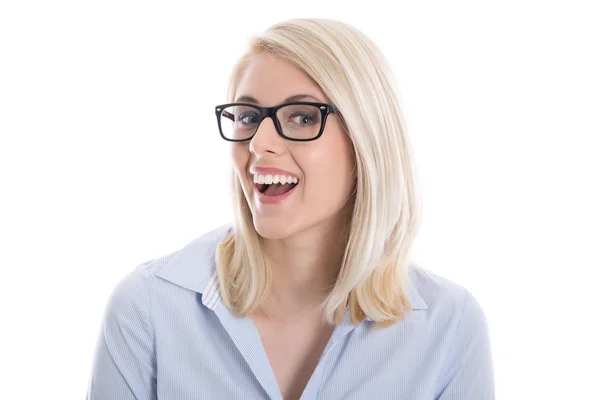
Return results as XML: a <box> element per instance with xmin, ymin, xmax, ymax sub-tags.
<box><xmin>215</xmin><ymin>101</ymin><xmax>338</xmax><ymax>142</ymax></box>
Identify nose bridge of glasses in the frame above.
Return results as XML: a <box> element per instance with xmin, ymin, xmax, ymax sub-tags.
<box><xmin>252</xmin><ymin>108</ymin><xmax>281</xmax><ymax>139</ymax></box>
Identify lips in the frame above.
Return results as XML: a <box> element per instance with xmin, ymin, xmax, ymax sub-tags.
<box><xmin>247</xmin><ymin>165</ymin><xmax>301</xmax><ymax>205</ymax></box>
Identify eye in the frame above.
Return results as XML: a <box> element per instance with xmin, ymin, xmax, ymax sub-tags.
<box><xmin>290</xmin><ymin>112</ymin><xmax>315</xmax><ymax>126</ymax></box>
<box><xmin>237</xmin><ymin>112</ymin><xmax>259</xmax><ymax>125</ymax></box>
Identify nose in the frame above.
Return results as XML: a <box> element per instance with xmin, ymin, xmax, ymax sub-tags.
<box><xmin>249</xmin><ymin>115</ymin><xmax>286</xmax><ymax>155</ymax></box>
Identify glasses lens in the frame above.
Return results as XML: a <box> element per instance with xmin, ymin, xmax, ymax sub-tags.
<box><xmin>277</xmin><ymin>104</ymin><xmax>322</xmax><ymax>140</ymax></box>
<box><xmin>219</xmin><ymin>105</ymin><xmax>260</xmax><ymax>141</ymax></box>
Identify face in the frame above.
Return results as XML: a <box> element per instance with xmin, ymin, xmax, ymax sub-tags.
<box><xmin>230</xmin><ymin>52</ymin><xmax>356</xmax><ymax>240</ymax></box>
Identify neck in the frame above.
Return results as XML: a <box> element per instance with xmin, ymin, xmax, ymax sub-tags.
<box><xmin>258</xmin><ymin>218</ymin><xmax>348</xmax><ymax>320</ymax></box>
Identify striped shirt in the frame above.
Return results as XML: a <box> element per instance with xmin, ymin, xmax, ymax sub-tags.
<box><xmin>87</xmin><ymin>224</ymin><xmax>495</xmax><ymax>399</ymax></box>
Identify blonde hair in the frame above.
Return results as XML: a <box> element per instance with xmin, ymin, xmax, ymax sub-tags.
<box><xmin>215</xmin><ymin>18</ymin><xmax>422</xmax><ymax>329</ymax></box>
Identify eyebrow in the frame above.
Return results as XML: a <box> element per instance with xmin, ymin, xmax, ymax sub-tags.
<box><xmin>234</xmin><ymin>94</ymin><xmax>323</xmax><ymax>104</ymax></box>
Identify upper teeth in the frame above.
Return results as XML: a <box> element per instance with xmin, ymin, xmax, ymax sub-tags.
<box><xmin>253</xmin><ymin>173</ymin><xmax>298</xmax><ymax>185</ymax></box>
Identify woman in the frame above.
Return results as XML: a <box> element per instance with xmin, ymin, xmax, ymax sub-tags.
<box><xmin>87</xmin><ymin>18</ymin><xmax>494</xmax><ymax>400</ymax></box>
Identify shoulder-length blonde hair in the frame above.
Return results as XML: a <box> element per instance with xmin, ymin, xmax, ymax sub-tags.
<box><xmin>215</xmin><ymin>18</ymin><xmax>422</xmax><ymax>329</ymax></box>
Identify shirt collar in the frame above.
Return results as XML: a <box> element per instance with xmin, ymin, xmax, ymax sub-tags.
<box><xmin>155</xmin><ymin>223</ymin><xmax>428</xmax><ymax>313</ymax></box>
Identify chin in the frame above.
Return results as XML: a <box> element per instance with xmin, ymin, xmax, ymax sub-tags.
<box><xmin>251</xmin><ymin>217</ymin><xmax>299</xmax><ymax>240</ymax></box>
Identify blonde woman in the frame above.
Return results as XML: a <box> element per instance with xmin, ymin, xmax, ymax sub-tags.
<box><xmin>87</xmin><ymin>18</ymin><xmax>494</xmax><ymax>400</ymax></box>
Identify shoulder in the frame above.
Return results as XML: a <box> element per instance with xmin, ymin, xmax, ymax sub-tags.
<box><xmin>145</xmin><ymin>223</ymin><xmax>233</xmax><ymax>277</ymax></box>
<box><xmin>408</xmin><ymin>265</ymin><xmax>469</xmax><ymax>313</ymax></box>
<box><xmin>408</xmin><ymin>264</ymin><xmax>489</xmax><ymax>331</ymax></box>
<box><xmin>122</xmin><ymin>223</ymin><xmax>232</xmax><ymax>284</ymax></box>
<box><xmin>107</xmin><ymin>223</ymin><xmax>233</xmax><ymax>308</ymax></box>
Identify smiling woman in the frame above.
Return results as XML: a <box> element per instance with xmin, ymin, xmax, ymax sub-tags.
<box><xmin>87</xmin><ymin>18</ymin><xmax>495</xmax><ymax>400</ymax></box>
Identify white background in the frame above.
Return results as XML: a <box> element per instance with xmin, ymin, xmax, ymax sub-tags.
<box><xmin>1</xmin><ymin>0</ymin><xmax>599</xmax><ymax>398</ymax></box>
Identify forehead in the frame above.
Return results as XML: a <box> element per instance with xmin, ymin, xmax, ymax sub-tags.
<box><xmin>235</xmin><ymin>53</ymin><xmax>327</xmax><ymax>106</ymax></box>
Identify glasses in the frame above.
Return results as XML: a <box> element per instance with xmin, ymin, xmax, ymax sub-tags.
<box><xmin>215</xmin><ymin>101</ymin><xmax>338</xmax><ymax>142</ymax></box>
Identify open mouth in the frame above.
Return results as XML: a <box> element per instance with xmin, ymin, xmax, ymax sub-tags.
<box><xmin>253</xmin><ymin>174</ymin><xmax>300</xmax><ymax>197</ymax></box>
<box><xmin>255</xmin><ymin>181</ymin><xmax>298</xmax><ymax>196</ymax></box>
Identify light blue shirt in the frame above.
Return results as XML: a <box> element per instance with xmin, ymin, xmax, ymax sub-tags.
<box><xmin>87</xmin><ymin>224</ymin><xmax>494</xmax><ymax>399</ymax></box>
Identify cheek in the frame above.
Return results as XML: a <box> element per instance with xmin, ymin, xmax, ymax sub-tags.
<box><xmin>230</xmin><ymin>143</ymin><xmax>249</xmax><ymax>172</ymax></box>
<box><xmin>302</xmin><ymin>135</ymin><xmax>355</xmax><ymax>194</ymax></box>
